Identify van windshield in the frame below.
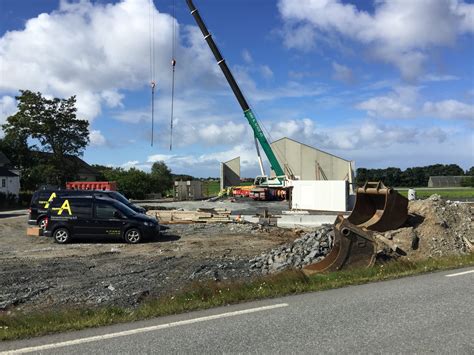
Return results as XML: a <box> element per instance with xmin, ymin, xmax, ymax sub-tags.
<box><xmin>108</xmin><ymin>191</ymin><xmax>130</xmax><ymax>205</ymax></box>
<box><xmin>113</xmin><ymin>200</ymin><xmax>137</xmax><ymax>217</ymax></box>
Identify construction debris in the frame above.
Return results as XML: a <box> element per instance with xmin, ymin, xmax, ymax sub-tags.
<box><xmin>378</xmin><ymin>196</ymin><xmax>473</xmax><ymax>259</ymax></box>
<box><xmin>249</xmin><ymin>195</ymin><xmax>473</xmax><ymax>274</ymax></box>
<box><xmin>250</xmin><ymin>226</ymin><xmax>334</xmax><ymax>274</ymax></box>
<box><xmin>147</xmin><ymin>208</ymin><xmax>233</xmax><ymax>224</ymax></box>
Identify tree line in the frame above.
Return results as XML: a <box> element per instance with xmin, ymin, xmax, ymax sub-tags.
<box><xmin>0</xmin><ymin>90</ymin><xmax>90</xmax><ymax>190</ymax></box>
<box><xmin>0</xmin><ymin>90</ymin><xmax>174</xmax><ymax>199</ymax></box>
<box><xmin>92</xmin><ymin>162</ymin><xmax>173</xmax><ymax>200</ymax></box>
<box><xmin>355</xmin><ymin>164</ymin><xmax>474</xmax><ymax>187</ymax></box>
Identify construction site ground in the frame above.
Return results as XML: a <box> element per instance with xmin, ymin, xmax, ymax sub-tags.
<box><xmin>0</xmin><ymin>196</ymin><xmax>472</xmax><ymax>314</ymax></box>
<box><xmin>0</xmin><ymin>214</ymin><xmax>300</xmax><ymax>313</ymax></box>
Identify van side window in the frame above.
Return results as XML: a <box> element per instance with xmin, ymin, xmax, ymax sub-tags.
<box><xmin>95</xmin><ymin>203</ymin><xmax>119</xmax><ymax>219</ymax></box>
<box><xmin>70</xmin><ymin>199</ymin><xmax>93</xmax><ymax>218</ymax></box>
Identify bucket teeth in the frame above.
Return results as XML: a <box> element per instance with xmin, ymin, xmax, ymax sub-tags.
<box><xmin>348</xmin><ymin>181</ymin><xmax>408</xmax><ymax>232</ymax></box>
<box><xmin>303</xmin><ymin>182</ymin><xmax>407</xmax><ymax>275</ymax></box>
<box><xmin>303</xmin><ymin>215</ymin><xmax>376</xmax><ymax>275</ymax></box>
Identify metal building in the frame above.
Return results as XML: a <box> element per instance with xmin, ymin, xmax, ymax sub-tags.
<box><xmin>428</xmin><ymin>176</ymin><xmax>465</xmax><ymax>188</ymax></box>
<box><xmin>220</xmin><ymin>157</ymin><xmax>240</xmax><ymax>190</ymax></box>
<box><xmin>270</xmin><ymin>137</ymin><xmax>354</xmax><ymax>184</ymax></box>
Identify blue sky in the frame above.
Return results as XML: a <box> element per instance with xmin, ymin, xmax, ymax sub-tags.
<box><xmin>0</xmin><ymin>0</ymin><xmax>473</xmax><ymax>177</ymax></box>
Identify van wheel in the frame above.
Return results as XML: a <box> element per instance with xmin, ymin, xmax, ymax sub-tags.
<box><xmin>124</xmin><ymin>228</ymin><xmax>141</xmax><ymax>244</ymax></box>
<box><xmin>38</xmin><ymin>217</ymin><xmax>47</xmax><ymax>230</ymax></box>
<box><xmin>54</xmin><ymin>228</ymin><xmax>70</xmax><ymax>244</ymax></box>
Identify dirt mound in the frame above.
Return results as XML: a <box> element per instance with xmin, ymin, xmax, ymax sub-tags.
<box><xmin>380</xmin><ymin>195</ymin><xmax>473</xmax><ymax>260</ymax></box>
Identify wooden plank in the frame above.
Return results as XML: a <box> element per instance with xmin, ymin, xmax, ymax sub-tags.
<box><xmin>26</xmin><ymin>227</ymin><xmax>42</xmax><ymax>237</ymax></box>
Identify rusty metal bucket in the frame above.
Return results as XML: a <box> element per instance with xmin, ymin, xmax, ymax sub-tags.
<box><xmin>302</xmin><ymin>182</ymin><xmax>408</xmax><ymax>275</ymax></box>
<box><xmin>348</xmin><ymin>181</ymin><xmax>408</xmax><ymax>232</ymax></box>
<box><xmin>302</xmin><ymin>215</ymin><xmax>376</xmax><ymax>275</ymax></box>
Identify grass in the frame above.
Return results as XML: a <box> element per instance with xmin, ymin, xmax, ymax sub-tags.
<box><xmin>202</xmin><ymin>181</ymin><xmax>221</xmax><ymax>197</ymax></box>
<box><xmin>0</xmin><ymin>253</ymin><xmax>472</xmax><ymax>341</ymax></box>
<box><xmin>396</xmin><ymin>188</ymin><xmax>474</xmax><ymax>199</ymax></box>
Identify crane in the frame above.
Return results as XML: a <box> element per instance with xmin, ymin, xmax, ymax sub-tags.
<box><xmin>186</xmin><ymin>0</ymin><xmax>289</xmax><ymax>192</ymax></box>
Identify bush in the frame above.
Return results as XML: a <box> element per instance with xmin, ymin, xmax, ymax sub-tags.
<box><xmin>19</xmin><ymin>191</ymin><xmax>34</xmax><ymax>207</ymax></box>
<box><xmin>0</xmin><ymin>192</ymin><xmax>18</xmax><ymax>209</ymax></box>
<box><xmin>461</xmin><ymin>176</ymin><xmax>474</xmax><ymax>187</ymax></box>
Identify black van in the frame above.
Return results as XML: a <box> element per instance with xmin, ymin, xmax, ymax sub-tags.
<box><xmin>43</xmin><ymin>196</ymin><xmax>159</xmax><ymax>244</ymax></box>
<box><xmin>29</xmin><ymin>189</ymin><xmax>146</xmax><ymax>229</ymax></box>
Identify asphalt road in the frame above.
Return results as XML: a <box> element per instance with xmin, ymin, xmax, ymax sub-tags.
<box><xmin>0</xmin><ymin>210</ymin><xmax>28</xmax><ymax>219</ymax></box>
<box><xmin>1</xmin><ymin>267</ymin><xmax>473</xmax><ymax>354</ymax></box>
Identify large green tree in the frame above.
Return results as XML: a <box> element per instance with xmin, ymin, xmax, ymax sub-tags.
<box><xmin>151</xmin><ymin>161</ymin><xmax>173</xmax><ymax>195</ymax></box>
<box><xmin>2</xmin><ymin>90</ymin><xmax>90</xmax><ymax>187</ymax></box>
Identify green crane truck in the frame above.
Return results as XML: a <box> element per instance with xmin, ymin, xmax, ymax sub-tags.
<box><xmin>186</xmin><ymin>0</ymin><xmax>290</xmax><ymax>200</ymax></box>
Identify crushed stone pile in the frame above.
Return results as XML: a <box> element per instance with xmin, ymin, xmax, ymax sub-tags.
<box><xmin>381</xmin><ymin>195</ymin><xmax>473</xmax><ymax>259</ymax></box>
<box><xmin>248</xmin><ymin>195</ymin><xmax>472</xmax><ymax>275</ymax></box>
<box><xmin>249</xmin><ymin>226</ymin><xmax>334</xmax><ymax>274</ymax></box>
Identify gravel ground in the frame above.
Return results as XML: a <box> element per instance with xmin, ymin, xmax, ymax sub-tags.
<box><xmin>0</xmin><ymin>216</ymin><xmax>300</xmax><ymax>312</ymax></box>
<box><xmin>0</xmin><ymin>196</ymin><xmax>471</xmax><ymax>313</ymax></box>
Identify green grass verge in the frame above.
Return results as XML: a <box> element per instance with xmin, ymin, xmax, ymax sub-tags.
<box><xmin>397</xmin><ymin>188</ymin><xmax>474</xmax><ymax>199</ymax></box>
<box><xmin>202</xmin><ymin>181</ymin><xmax>221</xmax><ymax>197</ymax></box>
<box><xmin>1</xmin><ymin>254</ymin><xmax>472</xmax><ymax>341</ymax></box>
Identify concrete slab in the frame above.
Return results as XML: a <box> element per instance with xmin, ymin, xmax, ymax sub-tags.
<box><xmin>276</xmin><ymin>214</ymin><xmax>338</xmax><ymax>228</ymax></box>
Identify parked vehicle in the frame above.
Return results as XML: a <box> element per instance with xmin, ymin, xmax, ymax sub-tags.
<box><xmin>28</xmin><ymin>189</ymin><xmax>146</xmax><ymax>229</ymax></box>
<box><xmin>43</xmin><ymin>196</ymin><xmax>159</xmax><ymax>244</ymax></box>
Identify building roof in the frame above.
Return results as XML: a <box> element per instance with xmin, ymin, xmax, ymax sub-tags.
<box><xmin>271</xmin><ymin>137</ymin><xmax>352</xmax><ymax>163</ymax></box>
<box><xmin>32</xmin><ymin>151</ymin><xmax>100</xmax><ymax>177</ymax></box>
<box><xmin>0</xmin><ymin>166</ymin><xmax>18</xmax><ymax>177</ymax></box>
<box><xmin>0</xmin><ymin>151</ymin><xmax>11</xmax><ymax>166</ymax></box>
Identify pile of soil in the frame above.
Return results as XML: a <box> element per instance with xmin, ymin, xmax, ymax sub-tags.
<box><xmin>380</xmin><ymin>195</ymin><xmax>473</xmax><ymax>259</ymax></box>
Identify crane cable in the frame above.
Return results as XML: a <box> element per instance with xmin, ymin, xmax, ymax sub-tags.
<box><xmin>169</xmin><ymin>0</ymin><xmax>177</xmax><ymax>151</ymax></box>
<box><xmin>149</xmin><ymin>0</ymin><xmax>156</xmax><ymax>146</ymax></box>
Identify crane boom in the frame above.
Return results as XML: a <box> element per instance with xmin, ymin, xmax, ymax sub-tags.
<box><xmin>186</xmin><ymin>0</ymin><xmax>285</xmax><ymax>179</ymax></box>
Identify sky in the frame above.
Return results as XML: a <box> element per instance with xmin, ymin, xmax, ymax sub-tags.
<box><xmin>0</xmin><ymin>0</ymin><xmax>473</xmax><ymax>178</ymax></box>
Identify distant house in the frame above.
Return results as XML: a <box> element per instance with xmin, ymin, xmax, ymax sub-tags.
<box><xmin>0</xmin><ymin>152</ymin><xmax>20</xmax><ymax>197</ymax></box>
<box><xmin>428</xmin><ymin>176</ymin><xmax>465</xmax><ymax>188</ymax></box>
<box><xmin>66</xmin><ymin>155</ymin><xmax>102</xmax><ymax>181</ymax></box>
<box><xmin>0</xmin><ymin>151</ymin><xmax>10</xmax><ymax>167</ymax></box>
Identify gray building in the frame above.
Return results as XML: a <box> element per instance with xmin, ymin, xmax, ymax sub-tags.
<box><xmin>220</xmin><ymin>157</ymin><xmax>240</xmax><ymax>190</ymax></box>
<box><xmin>428</xmin><ymin>176</ymin><xmax>465</xmax><ymax>188</ymax></box>
<box><xmin>0</xmin><ymin>151</ymin><xmax>20</xmax><ymax>197</ymax></box>
<box><xmin>270</xmin><ymin>137</ymin><xmax>354</xmax><ymax>184</ymax></box>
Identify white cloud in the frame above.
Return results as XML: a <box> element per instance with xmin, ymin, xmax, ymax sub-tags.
<box><xmin>260</xmin><ymin>65</ymin><xmax>274</xmax><ymax>80</ymax></box>
<box><xmin>0</xmin><ymin>0</ymin><xmax>219</xmax><ymax>121</ymax></box>
<box><xmin>144</xmin><ymin>117</ymin><xmax>469</xmax><ymax>176</ymax></box>
<box><xmin>89</xmin><ymin>130</ymin><xmax>106</xmax><ymax>146</ymax></box>
<box><xmin>423</xmin><ymin>100</ymin><xmax>474</xmax><ymax>120</ymax></box>
<box><xmin>332</xmin><ymin>62</ymin><xmax>354</xmax><ymax>84</ymax></box>
<box><xmin>278</xmin><ymin>0</ymin><xmax>474</xmax><ymax>80</ymax></box>
<box><xmin>242</xmin><ymin>49</ymin><xmax>253</xmax><ymax>63</ymax></box>
<box><xmin>422</xmin><ymin>74</ymin><xmax>459</xmax><ymax>82</ymax></box>
<box><xmin>0</xmin><ymin>95</ymin><xmax>17</xmax><ymax>126</ymax></box>
<box><xmin>356</xmin><ymin>86</ymin><xmax>419</xmax><ymax>118</ymax></box>
<box><xmin>121</xmin><ymin>160</ymin><xmax>139</xmax><ymax>170</ymax></box>
<box><xmin>146</xmin><ymin>143</ymin><xmax>262</xmax><ymax>175</ymax></box>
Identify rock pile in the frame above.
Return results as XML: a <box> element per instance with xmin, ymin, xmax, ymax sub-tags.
<box><xmin>249</xmin><ymin>226</ymin><xmax>334</xmax><ymax>274</ymax></box>
<box><xmin>383</xmin><ymin>196</ymin><xmax>473</xmax><ymax>259</ymax></box>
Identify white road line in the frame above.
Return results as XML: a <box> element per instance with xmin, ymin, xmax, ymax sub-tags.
<box><xmin>445</xmin><ymin>269</ymin><xmax>474</xmax><ymax>277</ymax></box>
<box><xmin>1</xmin><ymin>303</ymin><xmax>289</xmax><ymax>354</ymax></box>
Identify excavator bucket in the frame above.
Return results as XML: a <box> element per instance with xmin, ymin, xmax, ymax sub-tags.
<box><xmin>303</xmin><ymin>215</ymin><xmax>376</xmax><ymax>275</ymax></box>
<box><xmin>302</xmin><ymin>182</ymin><xmax>408</xmax><ymax>275</ymax></box>
<box><xmin>348</xmin><ymin>181</ymin><xmax>408</xmax><ymax>232</ymax></box>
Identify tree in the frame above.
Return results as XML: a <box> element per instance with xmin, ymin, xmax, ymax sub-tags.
<box><xmin>2</xmin><ymin>90</ymin><xmax>90</xmax><ymax>186</ymax></box>
<box><xmin>151</xmin><ymin>161</ymin><xmax>173</xmax><ymax>195</ymax></box>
